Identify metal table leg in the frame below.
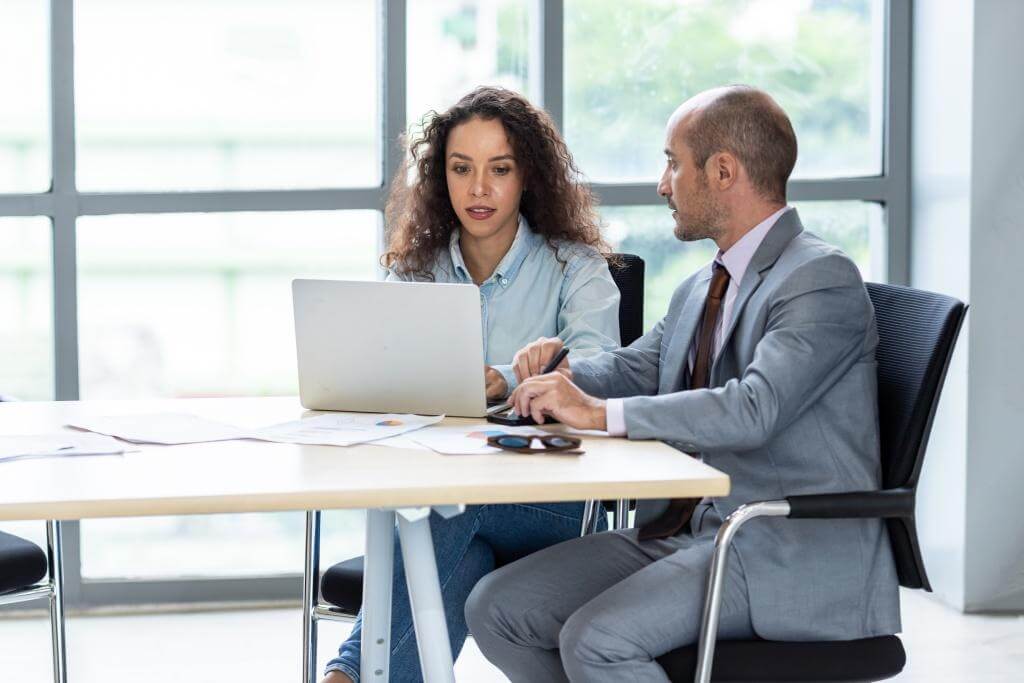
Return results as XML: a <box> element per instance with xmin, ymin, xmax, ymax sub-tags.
<box><xmin>396</xmin><ymin>511</ymin><xmax>456</xmax><ymax>683</ymax></box>
<box><xmin>46</xmin><ymin>520</ymin><xmax>67</xmax><ymax>683</ymax></box>
<box><xmin>301</xmin><ymin>511</ymin><xmax>321</xmax><ymax>683</ymax></box>
<box><xmin>362</xmin><ymin>509</ymin><xmax>397</xmax><ymax>682</ymax></box>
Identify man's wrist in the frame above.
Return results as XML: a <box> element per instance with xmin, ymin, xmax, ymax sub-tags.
<box><xmin>590</xmin><ymin>399</ymin><xmax>607</xmax><ymax>431</ymax></box>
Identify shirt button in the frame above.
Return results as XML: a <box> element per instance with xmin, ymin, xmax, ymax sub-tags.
<box><xmin>500</xmin><ymin>278</ymin><xmax>509</xmax><ymax>286</ymax></box>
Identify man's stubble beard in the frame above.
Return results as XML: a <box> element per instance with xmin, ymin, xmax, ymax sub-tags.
<box><xmin>672</xmin><ymin>186</ymin><xmax>727</xmax><ymax>243</ymax></box>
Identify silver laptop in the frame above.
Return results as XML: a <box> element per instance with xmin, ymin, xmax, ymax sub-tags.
<box><xmin>292</xmin><ymin>278</ymin><xmax>489</xmax><ymax>417</ymax></box>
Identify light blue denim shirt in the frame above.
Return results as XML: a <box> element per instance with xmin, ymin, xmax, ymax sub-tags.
<box><xmin>387</xmin><ymin>215</ymin><xmax>620</xmax><ymax>394</ymax></box>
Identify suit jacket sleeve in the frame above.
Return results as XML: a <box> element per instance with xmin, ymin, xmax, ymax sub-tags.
<box><xmin>569</xmin><ymin>317</ymin><xmax>664</xmax><ymax>398</ymax></box>
<box><xmin>622</xmin><ymin>254</ymin><xmax>875</xmax><ymax>452</ymax></box>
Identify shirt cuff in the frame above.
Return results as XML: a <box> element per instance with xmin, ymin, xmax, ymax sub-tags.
<box><xmin>492</xmin><ymin>364</ymin><xmax>518</xmax><ymax>397</ymax></box>
<box><xmin>605</xmin><ymin>398</ymin><xmax>627</xmax><ymax>436</ymax></box>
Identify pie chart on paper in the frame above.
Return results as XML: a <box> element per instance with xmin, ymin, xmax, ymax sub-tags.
<box><xmin>467</xmin><ymin>430</ymin><xmax>504</xmax><ymax>439</ymax></box>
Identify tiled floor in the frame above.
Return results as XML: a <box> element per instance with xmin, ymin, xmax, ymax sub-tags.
<box><xmin>1</xmin><ymin>589</ymin><xmax>1021</xmax><ymax>682</ymax></box>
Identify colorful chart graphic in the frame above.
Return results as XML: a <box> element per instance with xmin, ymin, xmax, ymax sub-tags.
<box><xmin>467</xmin><ymin>430</ymin><xmax>505</xmax><ymax>439</ymax></box>
<box><xmin>376</xmin><ymin>419</ymin><xmax>403</xmax><ymax>427</ymax></box>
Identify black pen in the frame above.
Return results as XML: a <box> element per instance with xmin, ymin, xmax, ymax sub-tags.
<box><xmin>541</xmin><ymin>346</ymin><xmax>571</xmax><ymax>375</ymax></box>
<box><xmin>486</xmin><ymin>346</ymin><xmax>571</xmax><ymax>416</ymax></box>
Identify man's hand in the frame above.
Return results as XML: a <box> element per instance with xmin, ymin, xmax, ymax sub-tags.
<box><xmin>513</xmin><ymin>337</ymin><xmax>570</xmax><ymax>384</ymax></box>
<box><xmin>485</xmin><ymin>366</ymin><xmax>509</xmax><ymax>400</ymax></box>
<box><xmin>510</xmin><ymin>372</ymin><xmax>607</xmax><ymax>430</ymax></box>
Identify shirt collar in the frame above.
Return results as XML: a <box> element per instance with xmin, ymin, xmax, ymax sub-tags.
<box><xmin>716</xmin><ymin>206</ymin><xmax>791</xmax><ymax>285</ymax></box>
<box><xmin>448</xmin><ymin>214</ymin><xmax>535</xmax><ymax>287</ymax></box>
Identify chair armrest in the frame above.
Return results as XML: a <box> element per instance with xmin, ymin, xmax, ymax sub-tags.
<box><xmin>786</xmin><ymin>489</ymin><xmax>913</xmax><ymax>520</ymax></box>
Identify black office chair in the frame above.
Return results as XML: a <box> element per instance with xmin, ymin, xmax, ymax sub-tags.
<box><xmin>299</xmin><ymin>253</ymin><xmax>645</xmax><ymax>681</ymax></box>
<box><xmin>657</xmin><ymin>282</ymin><xmax>968</xmax><ymax>682</ymax></box>
<box><xmin>0</xmin><ymin>396</ymin><xmax>69</xmax><ymax>683</ymax></box>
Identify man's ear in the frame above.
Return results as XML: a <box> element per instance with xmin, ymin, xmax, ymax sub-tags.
<box><xmin>711</xmin><ymin>152</ymin><xmax>739</xmax><ymax>191</ymax></box>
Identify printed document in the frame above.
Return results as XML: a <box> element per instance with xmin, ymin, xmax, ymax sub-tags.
<box><xmin>252</xmin><ymin>413</ymin><xmax>444</xmax><ymax>447</ymax></box>
<box><xmin>69</xmin><ymin>412</ymin><xmax>443</xmax><ymax>447</ymax></box>
<box><xmin>0</xmin><ymin>433</ymin><xmax>129</xmax><ymax>464</ymax></box>
<box><xmin>408</xmin><ymin>423</ymin><xmax>539</xmax><ymax>455</ymax></box>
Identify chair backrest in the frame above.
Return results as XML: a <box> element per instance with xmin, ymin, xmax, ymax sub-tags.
<box><xmin>866</xmin><ymin>282</ymin><xmax>967</xmax><ymax>590</ymax></box>
<box><xmin>607</xmin><ymin>253</ymin><xmax>645</xmax><ymax>346</ymax></box>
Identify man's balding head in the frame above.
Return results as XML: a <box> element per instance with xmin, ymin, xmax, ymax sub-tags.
<box><xmin>670</xmin><ymin>86</ymin><xmax>797</xmax><ymax>204</ymax></box>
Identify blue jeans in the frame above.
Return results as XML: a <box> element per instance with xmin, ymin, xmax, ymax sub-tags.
<box><xmin>324</xmin><ymin>502</ymin><xmax>606</xmax><ymax>682</ymax></box>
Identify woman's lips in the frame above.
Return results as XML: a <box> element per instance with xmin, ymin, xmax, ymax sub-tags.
<box><xmin>466</xmin><ymin>207</ymin><xmax>496</xmax><ymax>220</ymax></box>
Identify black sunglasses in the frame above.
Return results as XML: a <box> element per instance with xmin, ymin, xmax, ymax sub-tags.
<box><xmin>486</xmin><ymin>433</ymin><xmax>583</xmax><ymax>454</ymax></box>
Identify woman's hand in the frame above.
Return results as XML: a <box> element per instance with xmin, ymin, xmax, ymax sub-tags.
<box><xmin>512</xmin><ymin>337</ymin><xmax>569</xmax><ymax>384</ymax></box>
<box><xmin>485</xmin><ymin>366</ymin><xmax>509</xmax><ymax>400</ymax></box>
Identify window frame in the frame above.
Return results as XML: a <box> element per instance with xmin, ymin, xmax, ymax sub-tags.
<box><xmin>0</xmin><ymin>0</ymin><xmax>910</xmax><ymax>609</ymax></box>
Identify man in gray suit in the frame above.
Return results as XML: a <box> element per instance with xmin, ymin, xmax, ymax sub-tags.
<box><xmin>464</xmin><ymin>85</ymin><xmax>900</xmax><ymax>682</ymax></box>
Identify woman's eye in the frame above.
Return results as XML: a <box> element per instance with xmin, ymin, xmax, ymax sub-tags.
<box><xmin>452</xmin><ymin>165</ymin><xmax>470</xmax><ymax>174</ymax></box>
<box><xmin>493</xmin><ymin>166</ymin><xmax>510</xmax><ymax>175</ymax></box>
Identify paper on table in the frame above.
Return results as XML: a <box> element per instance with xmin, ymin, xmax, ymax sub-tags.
<box><xmin>0</xmin><ymin>432</ymin><xmax>129</xmax><ymax>464</ymax></box>
<box><xmin>69</xmin><ymin>413</ymin><xmax>249</xmax><ymax>445</ymax></box>
<box><xmin>69</xmin><ymin>411</ymin><xmax>444</xmax><ymax>447</ymax></box>
<box><xmin>408</xmin><ymin>423</ymin><xmax>540</xmax><ymax>455</ymax></box>
<box><xmin>252</xmin><ymin>412</ymin><xmax>444</xmax><ymax>447</ymax></box>
<box><xmin>371</xmin><ymin>435</ymin><xmax>431</xmax><ymax>451</ymax></box>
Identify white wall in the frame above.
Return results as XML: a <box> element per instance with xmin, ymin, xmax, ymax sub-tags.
<box><xmin>912</xmin><ymin>0</ymin><xmax>1024</xmax><ymax>613</ymax></box>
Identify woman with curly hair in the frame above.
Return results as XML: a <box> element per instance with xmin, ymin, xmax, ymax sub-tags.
<box><xmin>322</xmin><ymin>86</ymin><xmax>619</xmax><ymax>683</ymax></box>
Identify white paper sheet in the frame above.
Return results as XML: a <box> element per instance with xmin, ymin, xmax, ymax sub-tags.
<box><xmin>0</xmin><ymin>433</ymin><xmax>129</xmax><ymax>464</ymax></box>
<box><xmin>252</xmin><ymin>413</ymin><xmax>444</xmax><ymax>447</ymax></box>
<box><xmin>408</xmin><ymin>423</ymin><xmax>540</xmax><ymax>455</ymax></box>
<box><xmin>69</xmin><ymin>412</ymin><xmax>444</xmax><ymax>448</ymax></box>
<box><xmin>69</xmin><ymin>413</ymin><xmax>250</xmax><ymax>445</ymax></box>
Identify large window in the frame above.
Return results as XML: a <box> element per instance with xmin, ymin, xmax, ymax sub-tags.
<box><xmin>75</xmin><ymin>0</ymin><xmax>379</xmax><ymax>191</ymax></box>
<box><xmin>565</xmin><ymin>0</ymin><xmax>884</xmax><ymax>182</ymax></box>
<box><xmin>0</xmin><ymin>0</ymin><xmax>908</xmax><ymax>608</ymax></box>
<box><xmin>0</xmin><ymin>0</ymin><xmax>50</xmax><ymax>193</ymax></box>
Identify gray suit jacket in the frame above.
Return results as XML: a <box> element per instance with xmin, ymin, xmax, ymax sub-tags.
<box><xmin>572</xmin><ymin>209</ymin><xmax>901</xmax><ymax>641</ymax></box>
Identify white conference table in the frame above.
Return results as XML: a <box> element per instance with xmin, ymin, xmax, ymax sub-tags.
<box><xmin>0</xmin><ymin>396</ymin><xmax>730</xmax><ymax>682</ymax></box>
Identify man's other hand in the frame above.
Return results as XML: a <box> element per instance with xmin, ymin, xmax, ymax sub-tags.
<box><xmin>510</xmin><ymin>372</ymin><xmax>606</xmax><ymax>430</ymax></box>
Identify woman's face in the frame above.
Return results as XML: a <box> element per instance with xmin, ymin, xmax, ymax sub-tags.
<box><xmin>445</xmin><ymin>116</ymin><xmax>524</xmax><ymax>242</ymax></box>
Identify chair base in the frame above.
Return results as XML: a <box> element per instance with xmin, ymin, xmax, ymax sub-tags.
<box><xmin>657</xmin><ymin>635</ymin><xmax>906</xmax><ymax>682</ymax></box>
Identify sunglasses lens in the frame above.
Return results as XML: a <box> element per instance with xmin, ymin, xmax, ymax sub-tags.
<box><xmin>497</xmin><ymin>436</ymin><xmax>530</xmax><ymax>448</ymax></box>
<box><xmin>547</xmin><ymin>437</ymin><xmax>574</xmax><ymax>448</ymax></box>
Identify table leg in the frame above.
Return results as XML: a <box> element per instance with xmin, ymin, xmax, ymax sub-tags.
<box><xmin>46</xmin><ymin>520</ymin><xmax>67</xmax><ymax>683</ymax></box>
<box><xmin>361</xmin><ymin>509</ymin><xmax>396</xmax><ymax>682</ymax></box>
<box><xmin>301</xmin><ymin>511</ymin><xmax>321</xmax><ymax>683</ymax></box>
<box><xmin>396</xmin><ymin>513</ymin><xmax>456</xmax><ymax>683</ymax></box>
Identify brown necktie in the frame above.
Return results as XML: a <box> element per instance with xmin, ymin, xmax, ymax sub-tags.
<box><xmin>638</xmin><ymin>262</ymin><xmax>731</xmax><ymax>541</ymax></box>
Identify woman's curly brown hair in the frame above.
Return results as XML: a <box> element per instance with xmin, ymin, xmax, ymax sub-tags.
<box><xmin>383</xmin><ymin>86</ymin><xmax>610</xmax><ymax>279</ymax></box>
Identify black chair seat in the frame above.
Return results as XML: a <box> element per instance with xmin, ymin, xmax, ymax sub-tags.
<box><xmin>657</xmin><ymin>635</ymin><xmax>906</xmax><ymax>682</ymax></box>
<box><xmin>0</xmin><ymin>531</ymin><xmax>48</xmax><ymax>594</ymax></box>
<box><xmin>321</xmin><ymin>555</ymin><xmax>364</xmax><ymax>615</ymax></box>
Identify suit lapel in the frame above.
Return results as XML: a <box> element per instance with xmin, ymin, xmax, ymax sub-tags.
<box><xmin>664</xmin><ymin>267</ymin><xmax>712</xmax><ymax>392</ymax></box>
<box><xmin>712</xmin><ymin>209</ymin><xmax>805</xmax><ymax>379</ymax></box>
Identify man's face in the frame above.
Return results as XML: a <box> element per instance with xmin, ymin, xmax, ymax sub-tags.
<box><xmin>656</xmin><ymin>114</ymin><xmax>725</xmax><ymax>243</ymax></box>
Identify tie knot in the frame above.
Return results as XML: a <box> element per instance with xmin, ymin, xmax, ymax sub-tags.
<box><xmin>709</xmin><ymin>262</ymin><xmax>731</xmax><ymax>299</ymax></box>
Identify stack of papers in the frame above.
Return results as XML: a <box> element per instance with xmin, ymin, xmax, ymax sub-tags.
<box><xmin>0</xmin><ymin>433</ymin><xmax>129</xmax><ymax>464</ymax></box>
<box><xmin>68</xmin><ymin>412</ymin><xmax>445</xmax><ymax>448</ymax></box>
<box><xmin>68</xmin><ymin>413</ymin><xmax>248</xmax><ymax>445</ymax></box>
<box><xmin>254</xmin><ymin>413</ymin><xmax>444</xmax><ymax>447</ymax></box>
<box><xmin>408</xmin><ymin>424</ymin><xmax>540</xmax><ymax>455</ymax></box>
